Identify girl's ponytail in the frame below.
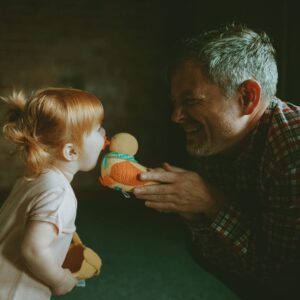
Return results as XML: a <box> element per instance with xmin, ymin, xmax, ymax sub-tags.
<box><xmin>1</xmin><ymin>91</ymin><xmax>26</xmax><ymax>123</ymax></box>
<box><xmin>1</xmin><ymin>87</ymin><xmax>104</xmax><ymax>179</ymax></box>
<box><xmin>1</xmin><ymin>91</ymin><xmax>50</xmax><ymax>178</ymax></box>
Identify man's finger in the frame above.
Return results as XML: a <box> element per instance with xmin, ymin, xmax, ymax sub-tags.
<box><xmin>147</xmin><ymin>167</ymin><xmax>166</xmax><ymax>172</ymax></box>
<box><xmin>133</xmin><ymin>184</ymin><xmax>173</xmax><ymax>196</ymax></box>
<box><xmin>139</xmin><ymin>171</ymin><xmax>177</xmax><ymax>183</ymax></box>
<box><xmin>145</xmin><ymin>201</ymin><xmax>177</xmax><ymax>212</ymax></box>
<box><xmin>134</xmin><ymin>192</ymin><xmax>174</xmax><ymax>202</ymax></box>
<box><xmin>163</xmin><ymin>162</ymin><xmax>186</xmax><ymax>173</ymax></box>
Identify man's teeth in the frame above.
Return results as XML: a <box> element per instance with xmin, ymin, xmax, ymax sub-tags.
<box><xmin>187</xmin><ymin>127</ymin><xmax>202</xmax><ymax>133</ymax></box>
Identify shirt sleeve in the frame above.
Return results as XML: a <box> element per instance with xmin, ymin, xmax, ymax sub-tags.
<box><xmin>184</xmin><ymin>203</ymin><xmax>252</xmax><ymax>278</ymax></box>
<box><xmin>185</xmin><ymin>161</ymin><xmax>300</xmax><ymax>284</ymax></box>
<box><xmin>259</xmin><ymin>161</ymin><xmax>300</xmax><ymax>276</ymax></box>
<box><xmin>28</xmin><ymin>187</ymin><xmax>68</xmax><ymax>235</ymax></box>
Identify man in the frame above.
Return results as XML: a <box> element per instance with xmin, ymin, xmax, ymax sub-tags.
<box><xmin>134</xmin><ymin>23</ymin><xmax>300</xmax><ymax>297</ymax></box>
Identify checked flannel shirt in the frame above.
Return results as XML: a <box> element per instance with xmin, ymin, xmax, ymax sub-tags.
<box><xmin>185</xmin><ymin>98</ymin><xmax>300</xmax><ymax>285</ymax></box>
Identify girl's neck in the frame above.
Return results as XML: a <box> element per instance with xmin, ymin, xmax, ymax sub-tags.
<box><xmin>51</xmin><ymin>160</ymin><xmax>79</xmax><ymax>182</ymax></box>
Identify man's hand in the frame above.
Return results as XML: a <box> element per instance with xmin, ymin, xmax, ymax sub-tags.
<box><xmin>134</xmin><ymin>163</ymin><xmax>224</xmax><ymax>220</ymax></box>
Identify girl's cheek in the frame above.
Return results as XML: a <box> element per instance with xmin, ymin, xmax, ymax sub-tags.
<box><xmin>100</xmin><ymin>127</ymin><xmax>106</xmax><ymax>136</ymax></box>
<box><xmin>100</xmin><ymin>137</ymin><xmax>106</xmax><ymax>151</ymax></box>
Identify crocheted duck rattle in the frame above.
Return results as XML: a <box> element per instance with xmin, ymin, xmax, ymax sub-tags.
<box><xmin>99</xmin><ymin>132</ymin><xmax>156</xmax><ymax>197</ymax></box>
<box><xmin>62</xmin><ymin>232</ymin><xmax>102</xmax><ymax>281</ymax></box>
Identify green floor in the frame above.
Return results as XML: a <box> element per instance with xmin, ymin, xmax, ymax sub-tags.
<box><xmin>50</xmin><ymin>189</ymin><xmax>239</xmax><ymax>300</ymax></box>
<box><xmin>0</xmin><ymin>188</ymin><xmax>239</xmax><ymax>300</ymax></box>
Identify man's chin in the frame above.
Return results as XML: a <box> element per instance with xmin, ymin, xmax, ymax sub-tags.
<box><xmin>186</xmin><ymin>143</ymin><xmax>212</xmax><ymax>158</ymax></box>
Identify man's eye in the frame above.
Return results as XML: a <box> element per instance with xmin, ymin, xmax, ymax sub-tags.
<box><xmin>185</xmin><ymin>99</ymin><xmax>200</xmax><ymax>105</ymax></box>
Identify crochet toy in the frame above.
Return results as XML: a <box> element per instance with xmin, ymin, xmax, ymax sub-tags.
<box><xmin>62</xmin><ymin>232</ymin><xmax>102</xmax><ymax>280</ymax></box>
<box><xmin>99</xmin><ymin>132</ymin><xmax>156</xmax><ymax>194</ymax></box>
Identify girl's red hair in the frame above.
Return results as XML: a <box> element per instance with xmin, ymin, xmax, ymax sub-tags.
<box><xmin>2</xmin><ymin>87</ymin><xmax>104</xmax><ymax>178</ymax></box>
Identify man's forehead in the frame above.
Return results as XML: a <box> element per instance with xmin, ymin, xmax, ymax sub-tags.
<box><xmin>170</xmin><ymin>65</ymin><xmax>207</xmax><ymax>99</ymax></box>
<box><xmin>171</xmin><ymin>60</ymin><xmax>207</xmax><ymax>83</ymax></box>
<box><xmin>170</xmin><ymin>89</ymin><xmax>196</xmax><ymax>101</ymax></box>
<box><xmin>173</xmin><ymin>59</ymin><xmax>204</xmax><ymax>74</ymax></box>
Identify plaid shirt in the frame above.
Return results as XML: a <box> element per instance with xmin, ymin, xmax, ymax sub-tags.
<box><xmin>185</xmin><ymin>98</ymin><xmax>300</xmax><ymax>285</ymax></box>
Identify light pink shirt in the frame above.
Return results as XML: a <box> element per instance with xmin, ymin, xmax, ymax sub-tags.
<box><xmin>0</xmin><ymin>168</ymin><xmax>77</xmax><ymax>300</ymax></box>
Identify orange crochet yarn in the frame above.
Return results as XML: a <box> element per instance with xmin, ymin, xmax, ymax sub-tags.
<box><xmin>110</xmin><ymin>161</ymin><xmax>145</xmax><ymax>186</ymax></box>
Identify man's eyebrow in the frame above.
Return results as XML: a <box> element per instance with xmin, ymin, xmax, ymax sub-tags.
<box><xmin>170</xmin><ymin>94</ymin><xmax>207</xmax><ymax>104</ymax></box>
<box><xmin>170</xmin><ymin>92</ymin><xmax>195</xmax><ymax>102</ymax></box>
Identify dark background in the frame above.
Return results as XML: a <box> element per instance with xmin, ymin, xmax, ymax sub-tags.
<box><xmin>0</xmin><ymin>1</ymin><xmax>299</xmax><ymax>299</ymax></box>
<box><xmin>0</xmin><ymin>0</ymin><xmax>299</xmax><ymax>188</ymax></box>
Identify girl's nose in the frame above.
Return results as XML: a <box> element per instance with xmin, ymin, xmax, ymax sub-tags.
<box><xmin>102</xmin><ymin>136</ymin><xmax>110</xmax><ymax>150</ymax></box>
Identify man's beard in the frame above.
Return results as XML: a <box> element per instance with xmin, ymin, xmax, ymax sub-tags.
<box><xmin>186</xmin><ymin>141</ymin><xmax>212</xmax><ymax>157</ymax></box>
<box><xmin>186</xmin><ymin>138</ymin><xmax>229</xmax><ymax>157</ymax></box>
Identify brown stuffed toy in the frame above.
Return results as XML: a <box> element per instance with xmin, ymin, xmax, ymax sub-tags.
<box><xmin>62</xmin><ymin>232</ymin><xmax>102</xmax><ymax>280</ymax></box>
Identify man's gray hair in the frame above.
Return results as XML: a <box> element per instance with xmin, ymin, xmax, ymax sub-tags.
<box><xmin>172</xmin><ymin>23</ymin><xmax>278</xmax><ymax>100</ymax></box>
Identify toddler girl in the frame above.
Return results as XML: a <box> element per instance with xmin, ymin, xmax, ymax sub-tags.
<box><xmin>0</xmin><ymin>88</ymin><xmax>105</xmax><ymax>299</ymax></box>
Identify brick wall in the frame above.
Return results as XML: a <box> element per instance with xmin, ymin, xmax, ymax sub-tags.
<box><xmin>0</xmin><ymin>0</ymin><xmax>298</xmax><ymax>190</ymax></box>
<box><xmin>0</xmin><ymin>0</ymin><xmax>173</xmax><ymax>189</ymax></box>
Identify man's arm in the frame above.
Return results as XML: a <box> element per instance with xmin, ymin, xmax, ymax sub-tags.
<box><xmin>134</xmin><ymin>161</ymin><xmax>300</xmax><ymax>286</ymax></box>
<box><xmin>134</xmin><ymin>163</ymin><xmax>251</xmax><ymax>272</ymax></box>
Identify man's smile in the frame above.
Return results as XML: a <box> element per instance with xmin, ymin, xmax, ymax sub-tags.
<box><xmin>184</xmin><ymin>125</ymin><xmax>204</xmax><ymax>134</ymax></box>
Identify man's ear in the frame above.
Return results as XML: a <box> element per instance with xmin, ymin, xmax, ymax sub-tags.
<box><xmin>62</xmin><ymin>143</ymin><xmax>78</xmax><ymax>161</ymax></box>
<box><xmin>239</xmin><ymin>80</ymin><xmax>261</xmax><ymax>115</ymax></box>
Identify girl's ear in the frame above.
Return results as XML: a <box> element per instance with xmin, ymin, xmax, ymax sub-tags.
<box><xmin>238</xmin><ymin>79</ymin><xmax>261</xmax><ymax>115</ymax></box>
<box><xmin>62</xmin><ymin>143</ymin><xmax>78</xmax><ymax>161</ymax></box>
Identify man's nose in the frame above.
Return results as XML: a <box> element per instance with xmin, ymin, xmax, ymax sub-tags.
<box><xmin>171</xmin><ymin>104</ymin><xmax>186</xmax><ymax>124</ymax></box>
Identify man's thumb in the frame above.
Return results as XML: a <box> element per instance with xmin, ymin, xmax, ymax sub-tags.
<box><xmin>163</xmin><ymin>162</ymin><xmax>185</xmax><ymax>173</ymax></box>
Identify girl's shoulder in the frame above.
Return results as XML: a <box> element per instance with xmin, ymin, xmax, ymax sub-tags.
<box><xmin>10</xmin><ymin>168</ymin><xmax>74</xmax><ymax>206</ymax></box>
<box><xmin>20</xmin><ymin>168</ymin><xmax>69</xmax><ymax>191</ymax></box>
<box><xmin>25</xmin><ymin>169</ymin><xmax>76</xmax><ymax>217</ymax></box>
